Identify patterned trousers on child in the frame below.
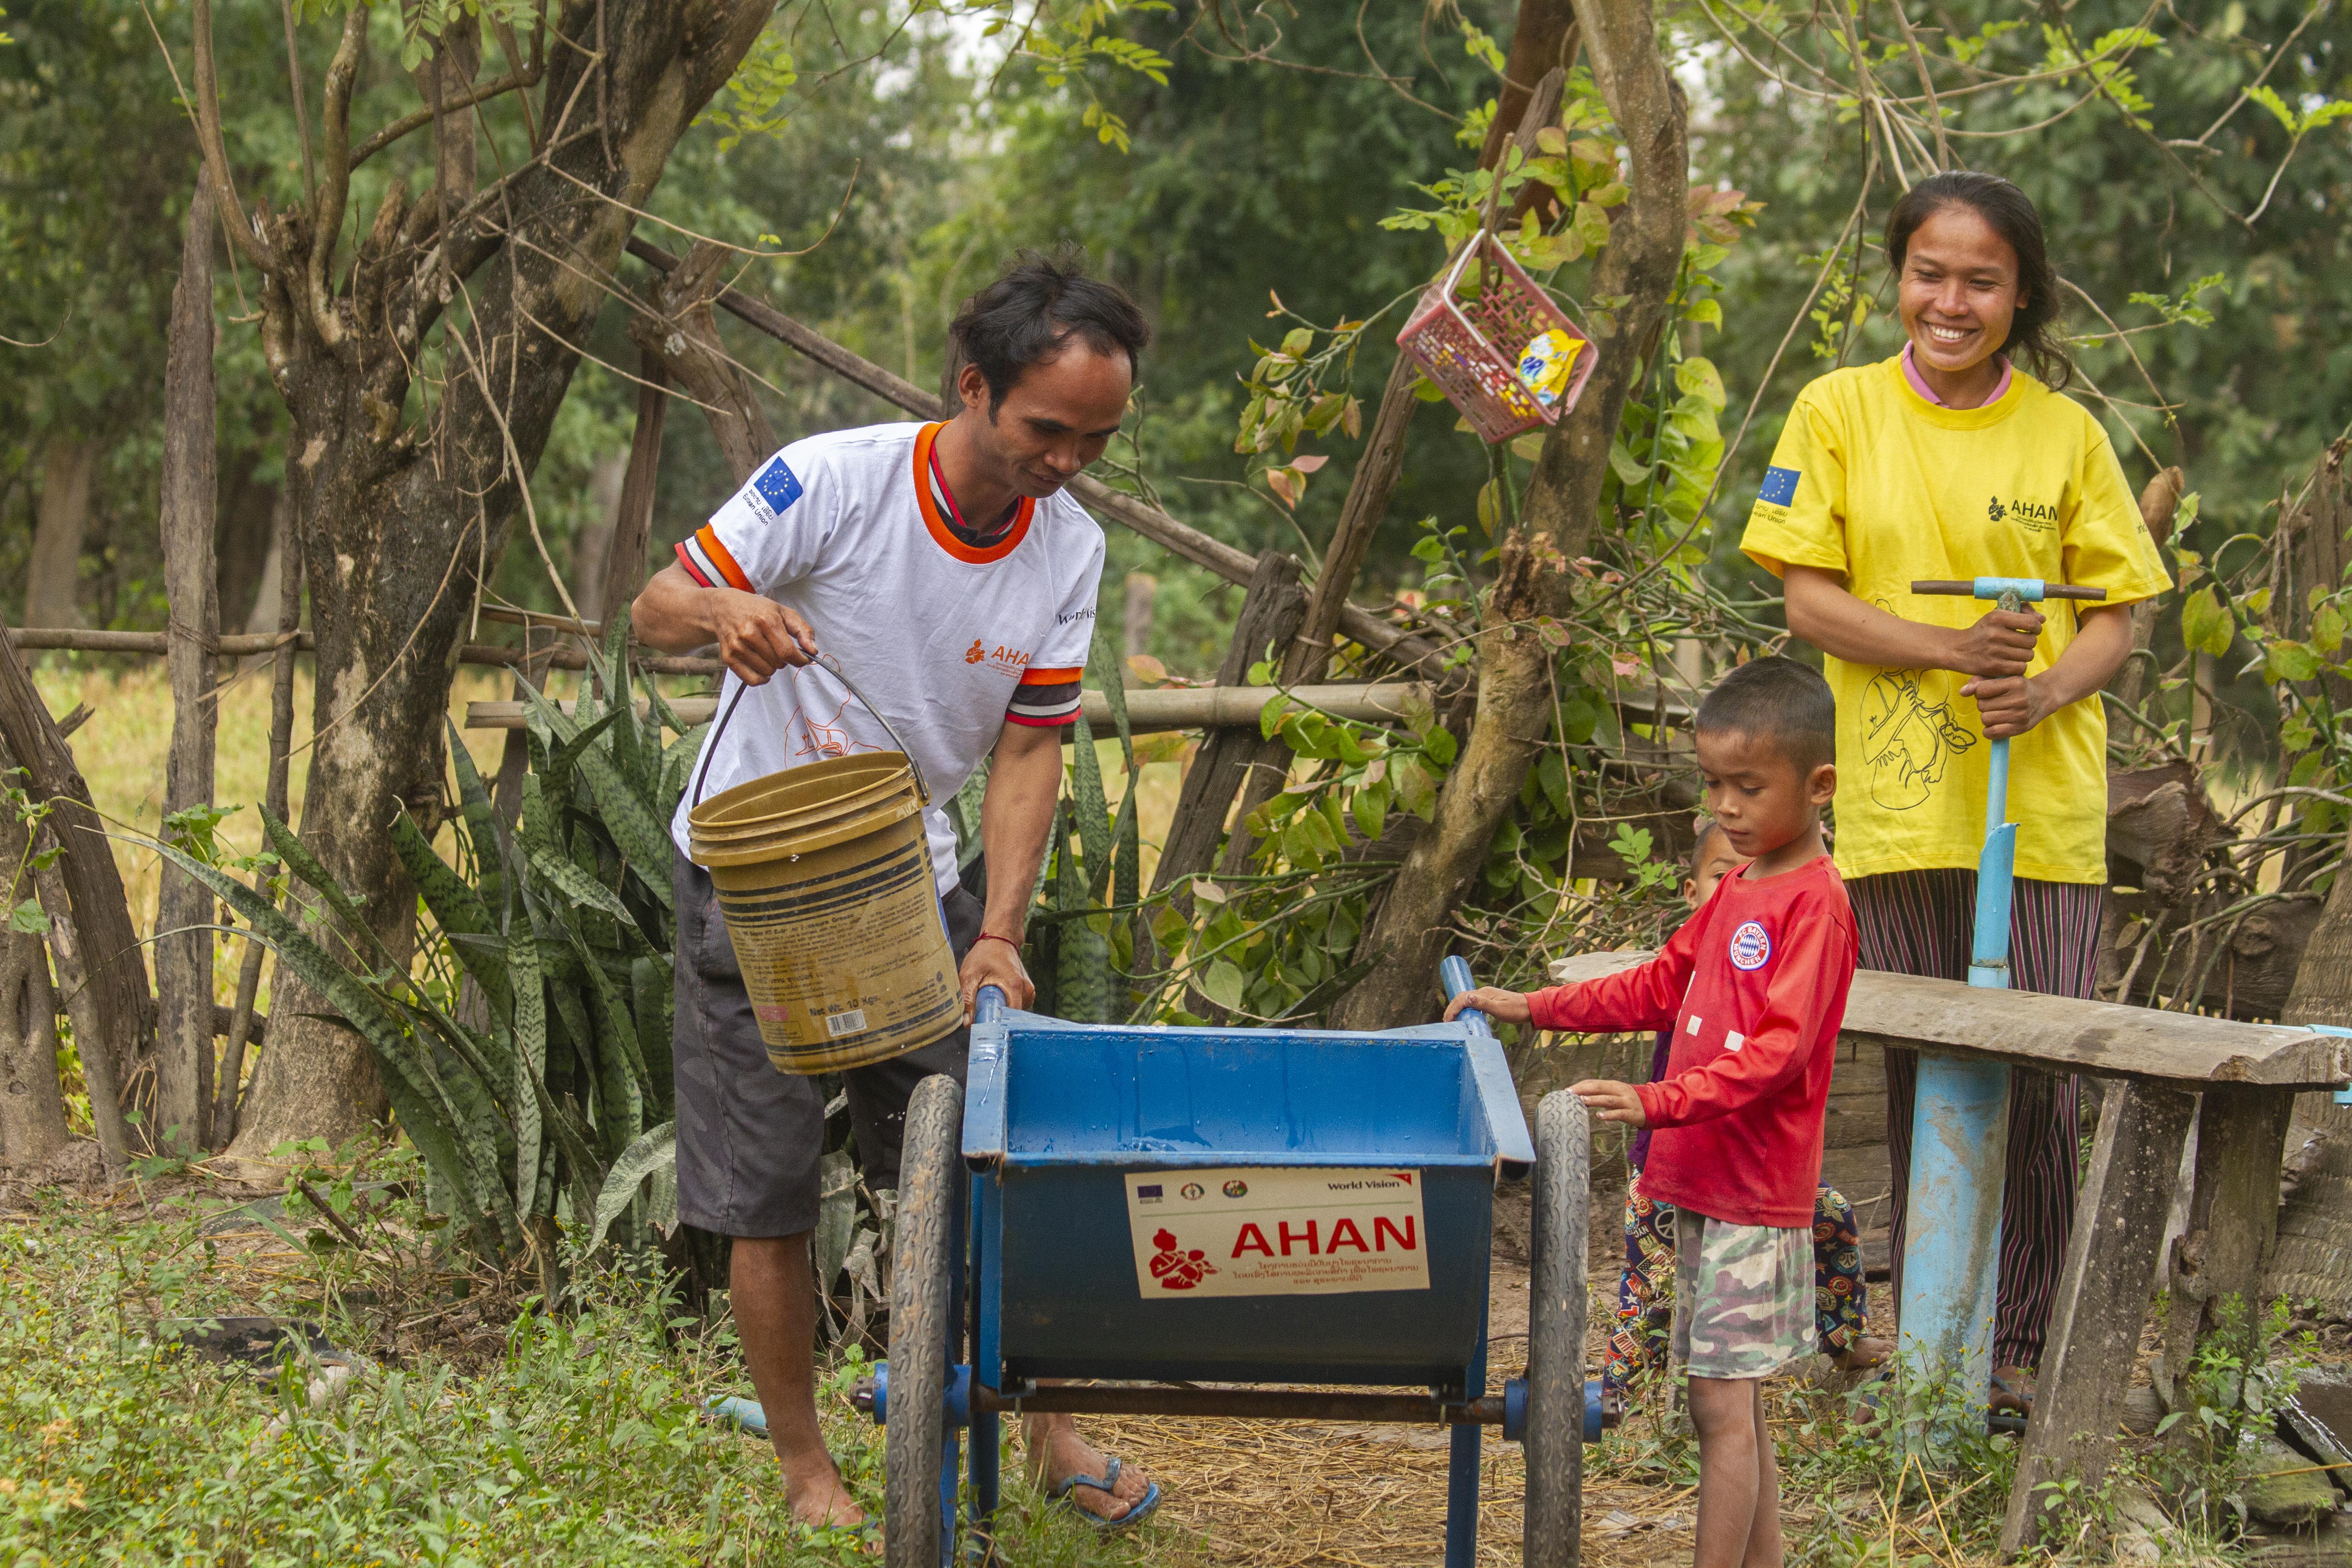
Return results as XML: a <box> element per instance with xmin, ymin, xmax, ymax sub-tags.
<box><xmin>1603</xmin><ymin>1181</ymin><xmax>1869</xmax><ymax>1399</ymax></box>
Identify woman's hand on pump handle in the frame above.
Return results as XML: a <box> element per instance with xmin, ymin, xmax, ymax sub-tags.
<box><xmin>1947</xmin><ymin>606</ymin><xmax>2044</xmax><ymax>679</ymax></box>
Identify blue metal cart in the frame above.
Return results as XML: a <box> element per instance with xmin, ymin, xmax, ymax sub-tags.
<box><xmin>864</xmin><ymin>957</ymin><xmax>1598</xmax><ymax>1567</ymax></box>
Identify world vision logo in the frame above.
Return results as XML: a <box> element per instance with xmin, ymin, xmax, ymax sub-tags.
<box><xmin>962</xmin><ymin>638</ymin><xmax>1031</xmax><ymax>676</ymax></box>
<box><xmin>1990</xmin><ymin>494</ymin><xmax>2058</xmax><ymax>533</ymax></box>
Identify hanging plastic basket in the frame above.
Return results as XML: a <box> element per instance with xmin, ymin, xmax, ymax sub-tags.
<box><xmin>1395</xmin><ymin>233</ymin><xmax>1595</xmax><ymax>445</ymax></box>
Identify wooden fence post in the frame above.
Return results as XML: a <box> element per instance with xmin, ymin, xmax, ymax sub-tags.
<box><xmin>2162</xmin><ymin>1084</ymin><xmax>2298</xmax><ymax>1401</ymax></box>
<box><xmin>2001</xmin><ymin>1080</ymin><xmax>2197</xmax><ymax>1552</ymax></box>
<box><xmin>157</xmin><ymin>175</ymin><xmax>220</xmax><ymax>1153</ymax></box>
<box><xmin>1146</xmin><ymin>553</ymin><xmax>1307</xmax><ymax>897</ymax></box>
<box><xmin>212</xmin><ymin>514</ymin><xmax>304</xmax><ymax>1149</ymax></box>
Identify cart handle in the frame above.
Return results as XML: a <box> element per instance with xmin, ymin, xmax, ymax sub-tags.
<box><xmin>1439</xmin><ymin>956</ymin><xmax>1491</xmax><ymax>1037</ymax></box>
<box><xmin>1910</xmin><ymin>577</ymin><xmax>2107</xmax><ymax>603</ymax></box>
<box><xmin>974</xmin><ymin>984</ymin><xmax>1008</xmax><ymax>1027</ymax></box>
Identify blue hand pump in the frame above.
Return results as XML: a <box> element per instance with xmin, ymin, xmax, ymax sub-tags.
<box><xmin>1897</xmin><ymin>577</ymin><xmax>2104</xmax><ymax>1409</ymax></box>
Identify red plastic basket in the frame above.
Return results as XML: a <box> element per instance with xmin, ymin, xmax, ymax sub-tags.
<box><xmin>1394</xmin><ymin>233</ymin><xmax>1594</xmax><ymax>445</ymax></box>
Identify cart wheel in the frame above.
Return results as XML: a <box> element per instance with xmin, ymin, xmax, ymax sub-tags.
<box><xmin>886</xmin><ymin>1073</ymin><xmax>964</xmax><ymax>1568</ymax></box>
<box><xmin>1524</xmin><ymin>1088</ymin><xmax>1590</xmax><ymax>1568</ymax></box>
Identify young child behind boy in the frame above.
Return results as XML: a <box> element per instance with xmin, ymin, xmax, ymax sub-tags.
<box><xmin>1450</xmin><ymin>657</ymin><xmax>1857</xmax><ymax>1568</ymax></box>
<box><xmin>1607</xmin><ymin>823</ymin><xmax>1890</xmax><ymax>1409</ymax></box>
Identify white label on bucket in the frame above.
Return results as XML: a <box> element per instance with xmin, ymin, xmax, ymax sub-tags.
<box><xmin>823</xmin><ymin>1009</ymin><xmax>868</xmax><ymax>1038</ymax></box>
<box><xmin>1123</xmin><ymin>1167</ymin><xmax>1429</xmax><ymax>1298</ymax></box>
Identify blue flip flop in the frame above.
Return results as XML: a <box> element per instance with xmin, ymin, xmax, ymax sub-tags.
<box><xmin>706</xmin><ymin>1394</ymin><xmax>769</xmax><ymax>1438</ymax></box>
<box><xmin>1047</xmin><ymin>1456</ymin><xmax>1161</xmax><ymax>1532</ymax></box>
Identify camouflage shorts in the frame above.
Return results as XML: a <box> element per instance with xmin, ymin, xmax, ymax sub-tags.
<box><xmin>1670</xmin><ymin>1209</ymin><xmax>1813</xmax><ymax>1380</ymax></box>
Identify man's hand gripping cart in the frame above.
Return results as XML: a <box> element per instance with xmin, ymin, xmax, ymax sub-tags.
<box><xmin>1900</xmin><ymin>576</ymin><xmax>2105</xmax><ymax>1416</ymax></box>
<box><xmin>856</xmin><ymin>957</ymin><xmax>1605</xmax><ymax>1567</ymax></box>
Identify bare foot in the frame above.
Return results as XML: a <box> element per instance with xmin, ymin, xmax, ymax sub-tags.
<box><xmin>1026</xmin><ymin>1417</ymin><xmax>1152</xmax><ymax>1522</ymax></box>
<box><xmin>779</xmin><ymin>1448</ymin><xmax>866</xmax><ymax>1532</ymax></box>
<box><xmin>1831</xmin><ymin>1335</ymin><xmax>1893</xmax><ymax>1373</ymax></box>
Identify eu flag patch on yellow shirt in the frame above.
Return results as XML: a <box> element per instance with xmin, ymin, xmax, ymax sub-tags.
<box><xmin>1759</xmin><ymin>466</ymin><xmax>1800</xmax><ymax>507</ymax></box>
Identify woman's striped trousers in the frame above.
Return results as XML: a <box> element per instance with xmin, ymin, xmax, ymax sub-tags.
<box><xmin>1848</xmin><ymin>868</ymin><xmax>2104</xmax><ymax>1372</ymax></box>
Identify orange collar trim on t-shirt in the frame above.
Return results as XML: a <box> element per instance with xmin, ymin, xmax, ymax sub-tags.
<box><xmin>912</xmin><ymin>423</ymin><xmax>1033</xmax><ymax>564</ymax></box>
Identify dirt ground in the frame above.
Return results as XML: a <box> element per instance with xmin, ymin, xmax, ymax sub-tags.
<box><xmin>1084</xmin><ymin>1178</ymin><xmax>1897</xmax><ymax>1567</ymax></box>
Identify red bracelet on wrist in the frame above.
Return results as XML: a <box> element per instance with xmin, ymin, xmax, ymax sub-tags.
<box><xmin>973</xmin><ymin>931</ymin><xmax>1021</xmax><ymax>951</ymax></box>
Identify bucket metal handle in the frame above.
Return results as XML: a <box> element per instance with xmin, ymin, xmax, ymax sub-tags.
<box><xmin>689</xmin><ymin>651</ymin><xmax>930</xmax><ymax>809</ymax></box>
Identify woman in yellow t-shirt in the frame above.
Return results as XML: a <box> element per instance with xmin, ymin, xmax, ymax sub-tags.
<box><xmin>1739</xmin><ymin>171</ymin><xmax>2170</xmax><ymax>1417</ymax></box>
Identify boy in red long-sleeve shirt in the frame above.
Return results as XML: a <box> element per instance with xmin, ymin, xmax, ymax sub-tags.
<box><xmin>1450</xmin><ymin>657</ymin><xmax>1856</xmax><ymax>1568</ymax></box>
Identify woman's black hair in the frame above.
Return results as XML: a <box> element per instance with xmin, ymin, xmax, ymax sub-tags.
<box><xmin>1885</xmin><ymin>171</ymin><xmax>2072</xmax><ymax>392</ymax></box>
<box><xmin>947</xmin><ymin>246</ymin><xmax>1151</xmax><ymax>415</ymax></box>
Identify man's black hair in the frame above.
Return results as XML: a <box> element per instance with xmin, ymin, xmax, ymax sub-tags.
<box><xmin>1694</xmin><ymin>656</ymin><xmax>1837</xmax><ymax>773</ymax></box>
<box><xmin>948</xmin><ymin>247</ymin><xmax>1150</xmax><ymax>416</ymax></box>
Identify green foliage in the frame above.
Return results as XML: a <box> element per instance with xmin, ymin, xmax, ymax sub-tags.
<box><xmin>706</xmin><ymin>26</ymin><xmax>799</xmax><ymax>153</ymax></box>
<box><xmin>0</xmin><ymin>1188</ymin><xmax>1158</xmax><ymax>1566</ymax></box>
<box><xmin>147</xmin><ymin>631</ymin><xmax>693</xmax><ymax>1271</ymax></box>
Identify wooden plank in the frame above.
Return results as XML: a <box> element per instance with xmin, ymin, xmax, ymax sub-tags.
<box><xmin>2001</xmin><ymin>1080</ymin><xmax>2198</xmax><ymax>1553</ymax></box>
<box><xmin>1551</xmin><ymin>951</ymin><xmax>2352</xmax><ymax>1088</ymax></box>
<box><xmin>1150</xmin><ymin>553</ymin><xmax>1305</xmax><ymax>897</ymax></box>
<box><xmin>7</xmin><ymin>625</ymin><xmax>719</xmax><ymax>676</ymax></box>
<box><xmin>465</xmin><ymin>681</ymin><xmax>1432</xmax><ymax>737</ymax></box>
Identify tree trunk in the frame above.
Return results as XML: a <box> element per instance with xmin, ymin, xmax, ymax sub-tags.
<box><xmin>1478</xmin><ymin>0</ymin><xmax>1582</xmax><ymax>182</ymax></box>
<box><xmin>572</xmin><ymin>449</ymin><xmax>628</xmax><ymax>622</ymax></box>
<box><xmin>0</xmin><ymin>636</ymin><xmax>153</xmax><ymax>1152</ymax></box>
<box><xmin>0</xmin><ymin>800</ymin><xmax>68</xmax><ymax>1169</ymax></box>
<box><xmin>156</xmin><ymin>176</ymin><xmax>221</xmax><ymax>1154</ymax></box>
<box><xmin>2110</xmin><ymin>467</ymin><xmax>2182</xmax><ymax>712</ymax></box>
<box><xmin>216</xmin><ymin>461</ymin><xmax>281</xmax><ymax>636</ymax></box>
<box><xmin>26</xmin><ymin>436</ymin><xmax>93</xmax><ymax>629</ymax></box>
<box><xmin>241</xmin><ymin>488</ymin><xmax>291</xmax><ymax>639</ymax></box>
<box><xmin>1334</xmin><ymin>0</ymin><xmax>1688</xmax><ymax>1029</ymax></box>
<box><xmin>627</xmin><ymin>240</ymin><xmax>776</xmax><ymax>485</ymax></box>
<box><xmin>218</xmin><ymin>0</ymin><xmax>774</xmax><ymax>1158</ymax></box>
<box><xmin>598</xmin><ymin>357</ymin><xmax>670</xmax><ymax>628</ymax></box>
<box><xmin>1123</xmin><ymin>572</ymin><xmax>1156</xmax><ymax>662</ymax></box>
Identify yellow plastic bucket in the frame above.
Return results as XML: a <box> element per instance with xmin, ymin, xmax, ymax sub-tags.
<box><xmin>686</xmin><ymin>750</ymin><xmax>961</xmax><ymax>1075</ymax></box>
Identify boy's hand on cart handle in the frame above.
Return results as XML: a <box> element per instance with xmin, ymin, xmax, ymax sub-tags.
<box><xmin>1570</xmin><ymin>1079</ymin><xmax>1648</xmax><ymax>1127</ymax></box>
<box><xmin>960</xmin><ymin>937</ymin><xmax>1033</xmax><ymax>1022</ymax></box>
<box><xmin>1443</xmin><ymin>987</ymin><xmax>1531</xmax><ymax>1024</ymax></box>
<box><xmin>1944</xmin><ymin>608</ymin><xmax>2043</xmax><ymax>680</ymax></box>
<box><xmin>709</xmin><ymin>591</ymin><xmax>819</xmax><ymax>686</ymax></box>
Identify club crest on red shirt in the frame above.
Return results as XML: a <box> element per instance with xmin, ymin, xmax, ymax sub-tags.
<box><xmin>1729</xmin><ymin>920</ymin><xmax>1772</xmax><ymax>970</ymax></box>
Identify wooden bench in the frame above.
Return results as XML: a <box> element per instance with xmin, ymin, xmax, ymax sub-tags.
<box><xmin>1550</xmin><ymin>952</ymin><xmax>2352</xmax><ymax>1548</ymax></box>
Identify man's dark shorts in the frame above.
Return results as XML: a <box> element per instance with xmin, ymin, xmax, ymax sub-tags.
<box><xmin>672</xmin><ymin>849</ymin><xmax>981</xmax><ymax>1238</ymax></box>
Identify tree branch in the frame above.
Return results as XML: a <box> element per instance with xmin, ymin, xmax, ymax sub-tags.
<box><xmin>350</xmin><ymin>67</ymin><xmax>544</xmax><ymax>171</ymax></box>
<box><xmin>167</xmin><ymin>0</ymin><xmax>279</xmax><ymax>275</ymax></box>
<box><xmin>306</xmin><ymin>7</ymin><xmax>368</xmax><ymax>352</ymax></box>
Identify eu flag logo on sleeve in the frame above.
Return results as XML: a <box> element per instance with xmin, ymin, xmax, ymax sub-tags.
<box><xmin>748</xmin><ymin>456</ymin><xmax>803</xmax><ymax>520</ymax></box>
<box><xmin>1758</xmin><ymin>466</ymin><xmax>1801</xmax><ymax>507</ymax></box>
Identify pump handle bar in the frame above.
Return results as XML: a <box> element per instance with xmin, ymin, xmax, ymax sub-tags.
<box><xmin>1911</xmin><ymin>579</ymin><xmax>2107</xmax><ymax>601</ymax></box>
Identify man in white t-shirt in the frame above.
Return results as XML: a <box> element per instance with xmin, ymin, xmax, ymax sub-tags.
<box><xmin>635</xmin><ymin>252</ymin><xmax>1160</xmax><ymax>1533</ymax></box>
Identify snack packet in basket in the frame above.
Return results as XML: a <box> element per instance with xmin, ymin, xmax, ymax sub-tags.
<box><xmin>1516</xmin><ymin>328</ymin><xmax>1583</xmax><ymax>407</ymax></box>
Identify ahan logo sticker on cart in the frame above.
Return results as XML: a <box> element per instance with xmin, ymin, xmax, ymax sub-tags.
<box><xmin>1122</xmin><ymin>1167</ymin><xmax>1430</xmax><ymax>1298</ymax></box>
